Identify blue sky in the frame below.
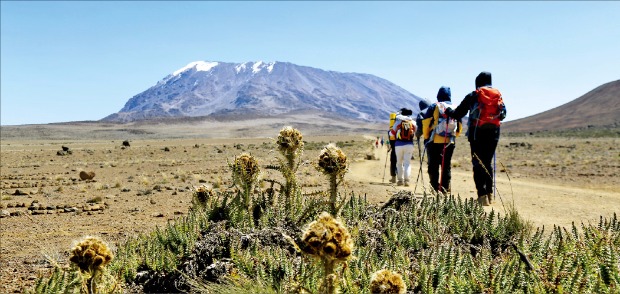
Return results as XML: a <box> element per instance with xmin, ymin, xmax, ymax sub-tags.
<box><xmin>1</xmin><ymin>1</ymin><xmax>619</xmax><ymax>126</ymax></box>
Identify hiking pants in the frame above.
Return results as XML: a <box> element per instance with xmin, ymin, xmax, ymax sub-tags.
<box><xmin>427</xmin><ymin>143</ymin><xmax>455</xmax><ymax>193</ymax></box>
<box><xmin>469</xmin><ymin>133</ymin><xmax>499</xmax><ymax>197</ymax></box>
<box><xmin>395</xmin><ymin>143</ymin><xmax>415</xmax><ymax>182</ymax></box>
<box><xmin>389</xmin><ymin>140</ymin><xmax>397</xmax><ymax>177</ymax></box>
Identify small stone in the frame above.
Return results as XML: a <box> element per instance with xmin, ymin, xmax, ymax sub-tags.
<box><xmin>79</xmin><ymin>171</ymin><xmax>96</xmax><ymax>181</ymax></box>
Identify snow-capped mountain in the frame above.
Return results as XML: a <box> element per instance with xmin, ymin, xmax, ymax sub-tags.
<box><xmin>102</xmin><ymin>61</ymin><xmax>424</xmax><ymax>122</ymax></box>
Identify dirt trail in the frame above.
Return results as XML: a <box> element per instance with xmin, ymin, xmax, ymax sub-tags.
<box><xmin>346</xmin><ymin>143</ymin><xmax>620</xmax><ymax>230</ymax></box>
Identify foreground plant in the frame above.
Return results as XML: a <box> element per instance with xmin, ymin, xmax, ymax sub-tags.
<box><xmin>230</xmin><ymin>153</ymin><xmax>261</xmax><ymax>212</ymax></box>
<box><xmin>316</xmin><ymin>143</ymin><xmax>348</xmax><ymax>216</ymax></box>
<box><xmin>274</xmin><ymin>126</ymin><xmax>304</xmax><ymax>211</ymax></box>
<box><xmin>369</xmin><ymin>269</ymin><xmax>407</xmax><ymax>294</ymax></box>
<box><xmin>192</xmin><ymin>184</ymin><xmax>215</xmax><ymax>208</ymax></box>
<box><xmin>301</xmin><ymin>211</ymin><xmax>354</xmax><ymax>294</ymax></box>
<box><xmin>69</xmin><ymin>236</ymin><xmax>116</xmax><ymax>294</ymax></box>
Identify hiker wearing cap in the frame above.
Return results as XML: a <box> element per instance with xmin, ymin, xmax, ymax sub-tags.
<box><xmin>421</xmin><ymin>86</ymin><xmax>462</xmax><ymax>195</ymax></box>
<box><xmin>390</xmin><ymin>108</ymin><xmax>416</xmax><ymax>186</ymax></box>
<box><xmin>445</xmin><ymin>72</ymin><xmax>507</xmax><ymax>206</ymax></box>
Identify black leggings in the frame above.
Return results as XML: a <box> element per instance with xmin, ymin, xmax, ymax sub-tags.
<box><xmin>470</xmin><ymin>138</ymin><xmax>498</xmax><ymax>197</ymax></box>
<box><xmin>389</xmin><ymin>140</ymin><xmax>397</xmax><ymax>177</ymax></box>
<box><xmin>427</xmin><ymin>143</ymin><xmax>455</xmax><ymax>192</ymax></box>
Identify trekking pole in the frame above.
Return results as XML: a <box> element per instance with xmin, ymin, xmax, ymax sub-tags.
<box><xmin>493</xmin><ymin>152</ymin><xmax>497</xmax><ymax>202</ymax></box>
<box><xmin>413</xmin><ymin>140</ymin><xmax>427</xmax><ymax>195</ymax></box>
<box><xmin>413</xmin><ymin>138</ymin><xmax>422</xmax><ymax>191</ymax></box>
<box><xmin>439</xmin><ymin>117</ymin><xmax>450</xmax><ymax>194</ymax></box>
<box><xmin>382</xmin><ymin>148</ymin><xmax>389</xmax><ymax>183</ymax></box>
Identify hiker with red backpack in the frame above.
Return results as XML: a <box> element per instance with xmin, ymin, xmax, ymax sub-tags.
<box><xmin>445</xmin><ymin>72</ymin><xmax>506</xmax><ymax>206</ymax></box>
<box><xmin>390</xmin><ymin>108</ymin><xmax>416</xmax><ymax>186</ymax></box>
<box><xmin>421</xmin><ymin>86</ymin><xmax>462</xmax><ymax>195</ymax></box>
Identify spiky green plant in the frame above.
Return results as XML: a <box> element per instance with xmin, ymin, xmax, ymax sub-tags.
<box><xmin>301</xmin><ymin>211</ymin><xmax>353</xmax><ymax>294</ymax></box>
<box><xmin>369</xmin><ymin>269</ymin><xmax>407</xmax><ymax>293</ymax></box>
<box><xmin>69</xmin><ymin>236</ymin><xmax>117</xmax><ymax>294</ymax></box>
<box><xmin>275</xmin><ymin>126</ymin><xmax>304</xmax><ymax>209</ymax></box>
<box><xmin>229</xmin><ymin>153</ymin><xmax>261</xmax><ymax>213</ymax></box>
<box><xmin>192</xmin><ymin>184</ymin><xmax>214</xmax><ymax>208</ymax></box>
<box><xmin>316</xmin><ymin>143</ymin><xmax>349</xmax><ymax>216</ymax></box>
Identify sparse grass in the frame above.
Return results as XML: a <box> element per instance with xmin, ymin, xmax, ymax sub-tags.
<box><xmin>86</xmin><ymin>196</ymin><xmax>103</xmax><ymax>203</ymax></box>
<box><xmin>93</xmin><ymin>182</ymin><xmax>106</xmax><ymax>191</ymax></box>
<box><xmin>138</xmin><ymin>175</ymin><xmax>150</xmax><ymax>186</ymax></box>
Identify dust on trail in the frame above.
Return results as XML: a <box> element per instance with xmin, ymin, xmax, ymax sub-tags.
<box><xmin>347</xmin><ymin>141</ymin><xmax>620</xmax><ymax>230</ymax></box>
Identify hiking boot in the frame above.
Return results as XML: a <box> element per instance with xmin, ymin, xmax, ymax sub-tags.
<box><xmin>390</xmin><ymin>176</ymin><xmax>396</xmax><ymax>183</ymax></box>
<box><xmin>477</xmin><ymin>195</ymin><xmax>490</xmax><ymax>206</ymax></box>
<box><xmin>487</xmin><ymin>194</ymin><xmax>494</xmax><ymax>204</ymax></box>
<box><xmin>397</xmin><ymin>180</ymin><xmax>404</xmax><ymax>186</ymax></box>
<box><xmin>404</xmin><ymin>181</ymin><xmax>410</xmax><ymax>187</ymax></box>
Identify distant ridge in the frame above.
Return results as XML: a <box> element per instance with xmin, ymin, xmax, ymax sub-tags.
<box><xmin>102</xmin><ymin>61</ymin><xmax>424</xmax><ymax>123</ymax></box>
<box><xmin>503</xmin><ymin>80</ymin><xmax>620</xmax><ymax>132</ymax></box>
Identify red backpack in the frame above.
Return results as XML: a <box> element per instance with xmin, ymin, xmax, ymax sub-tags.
<box><xmin>472</xmin><ymin>87</ymin><xmax>504</xmax><ymax>127</ymax></box>
<box><xmin>396</xmin><ymin>120</ymin><xmax>415</xmax><ymax>141</ymax></box>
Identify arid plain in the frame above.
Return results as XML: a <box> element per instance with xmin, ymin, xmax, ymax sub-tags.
<box><xmin>1</xmin><ymin>121</ymin><xmax>619</xmax><ymax>292</ymax></box>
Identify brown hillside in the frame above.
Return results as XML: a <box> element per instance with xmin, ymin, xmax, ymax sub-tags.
<box><xmin>503</xmin><ymin>80</ymin><xmax>620</xmax><ymax>132</ymax></box>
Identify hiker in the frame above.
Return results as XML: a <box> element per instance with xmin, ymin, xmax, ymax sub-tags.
<box><xmin>375</xmin><ymin>137</ymin><xmax>380</xmax><ymax>148</ymax></box>
<box><xmin>415</xmin><ymin>100</ymin><xmax>430</xmax><ymax>142</ymax></box>
<box><xmin>380</xmin><ymin>136</ymin><xmax>384</xmax><ymax>148</ymax></box>
<box><xmin>387</xmin><ymin>112</ymin><xmax>398</xmax><ymax>183</ymax></box>
<box><xmin>421</xmin><ymin>86</ymin><xmax>462</xmax><ymax>195</ymax></box>
<box><xmin>390</xmin><ymin>108</ymin><xmax>416</xmax><ymax>186</ymax></box>
<box><xmin>445</xmin><ymin>72</ymin><xmax>506</xmax><ymax>205</ymax></box>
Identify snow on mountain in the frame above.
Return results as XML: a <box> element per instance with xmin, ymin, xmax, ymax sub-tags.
<box><xmin>102</xmin><ymin>61</ymin><xmax>424</xmax><ymax>123</ymax></box>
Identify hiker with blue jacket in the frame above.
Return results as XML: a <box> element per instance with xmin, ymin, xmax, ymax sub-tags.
<box><xmin>445</xmin><ymin>72</ymin><xmax>506</xmax><ymax>206</ymax></box>
<box><xmin>415</xmin><ymin>100</ymin><xmax>430</xmax><ymax>142</ymax></box>
<box><xmin>421</xmin><ymin>86</ymin><xmax>462</xmax><ymax>195</ymax></box>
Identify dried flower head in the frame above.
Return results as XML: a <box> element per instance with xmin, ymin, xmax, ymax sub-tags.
<box><xmin>369</xmin><ymin>269</ymin><xmax>407</xmax><ymax>294</ymax></box>
<box><xmin>301</xmin><ymin>212</ymin><xmax>353</xmax><ymax>261</ymax></box>
<box><xmin>193</xmin><ymin>184</ymin><xmax>214</xmax><ymax>205</ymax></box>
<box><xmin>230</xmin><ymin>153</ymin><xmax>260</xmax><ymax>187</ymax></box>
<box><xmin>317</xmin><ymin>143</ymin><xmax>348</xmax><ymax>178</ymax></box>
<box><xmin>276</xmin><ymin>126</ymin><xmax>304</xmax><ymax>156</ymax></box>
<box><xmin>69</xmin><ymin>236</ymin><xmax>113</xmax><ymax>273</ymax></box>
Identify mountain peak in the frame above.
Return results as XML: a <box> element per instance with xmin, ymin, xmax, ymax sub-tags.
<box><xmin>173</xmin><ymin>61</ymin><xmax>219</xmax><ymax>76</ymax></box>
<box><xmin>103</xmin><ymin>61</ymin><xmax>423</xmax><ymax>123</ymax></box>
<box><xmin>233</xmin><ymin>61</ymin><xmax>277</xmax><ymax>74</ymax></box>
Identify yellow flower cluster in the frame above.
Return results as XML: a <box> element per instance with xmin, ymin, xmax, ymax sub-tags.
<box><xmin>317</xmin><ymin>144</ymin><xmax>348</xmax><ymax>177</ymax></box>
<box><xmin>369</xmin><ymin>269</ymin><xmax>407</xmax><ymax>294</ymax></box>
<box><xmin>231</xmin><ymin>153</ymin><xmax>260</xmax><ymax>185</ymax></box>
<box><xmin>69</xmin><ymin>236</ymin><xmax>113</xmax><ymax>273</ymax></box>
<box><xmin>301</xmin><ymin>212</ymin><xmax>353</xmax><ymax>261</ymax></box>
<box><xmin>276</xmin><ymin>126</ymin><xmax>304</xmax><ymax>154</ymax></box>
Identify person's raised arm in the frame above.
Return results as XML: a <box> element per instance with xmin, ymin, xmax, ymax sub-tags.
<box><xmin>446</xmin><ymin>93</ymin><xmax>474</xmax><ymax>120</ymax></box>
